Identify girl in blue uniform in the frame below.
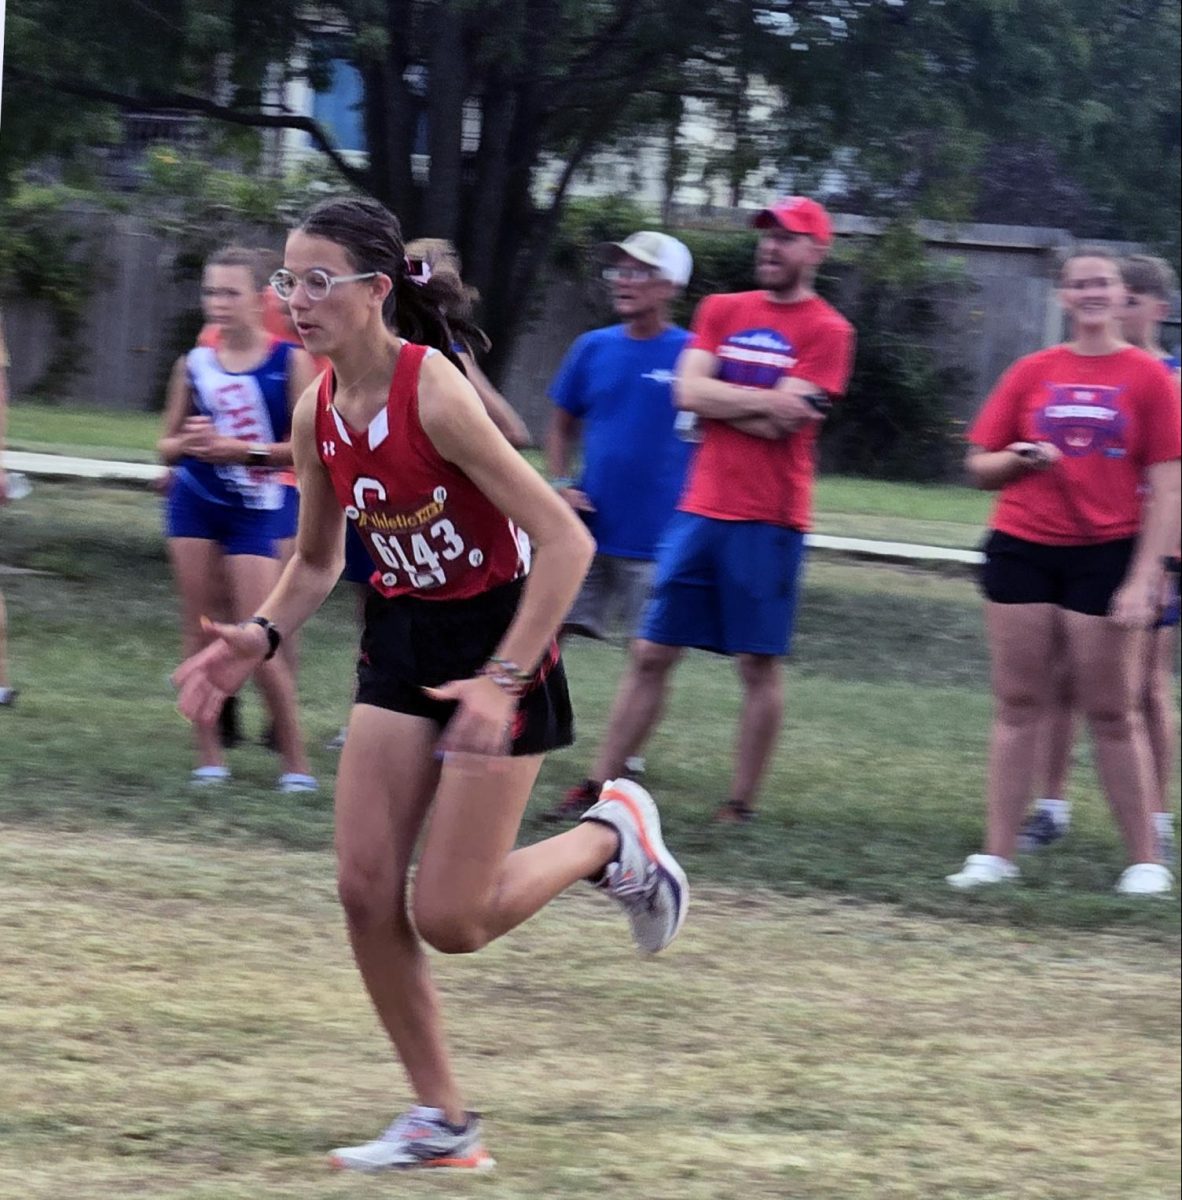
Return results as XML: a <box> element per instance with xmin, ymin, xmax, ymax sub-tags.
<box><xmin>158</xmin><ymin>246</ymin><xmax>318</xmax><ymax>789</ymax></box>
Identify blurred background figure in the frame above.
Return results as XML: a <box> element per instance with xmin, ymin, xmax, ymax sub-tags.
<box><xmin>951</xmin><ymin>246</ymin><xmax>1180</xmax><ymax>896</ymax></box>
<box><xmin>157</xmin><ymin>246</ymin><xmax>318</xmax><ymax>791</ymax></box>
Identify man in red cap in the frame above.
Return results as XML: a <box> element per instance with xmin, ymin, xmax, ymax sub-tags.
<box><xmin>556</xmin><ymin>197</ymin><xmax>854</xmax><ymax>823</ymax></box>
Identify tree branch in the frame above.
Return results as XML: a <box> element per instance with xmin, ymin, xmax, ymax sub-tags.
<box><xmin>7</xmin><ymin>65</ymin><xmax>372</xmax><ymax>192</ymax></box>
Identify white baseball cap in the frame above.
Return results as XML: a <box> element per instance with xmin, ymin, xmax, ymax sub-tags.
<box><xmin>597</xmin><ymin>231</ymin><xmax>693</xmax><ymax>287</ymax></box>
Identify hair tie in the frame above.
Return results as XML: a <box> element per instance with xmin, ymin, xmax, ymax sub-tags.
<box><xmin>405</xmin><ymin>256</ymin><xmax>432</xmax><ymax>286</ymax></box>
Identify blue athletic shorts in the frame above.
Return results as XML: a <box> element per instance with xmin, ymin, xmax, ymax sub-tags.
<box><xmin>638</xmin><ymin>512</ymin><xmax>807</xmax><ymax>656</ymax></box>
<box><xmin>165</xmin><ymin>478</ymin><xmax>282</xmax><ymax>558</ymax></box>
<box><xmin>342</xmin><ymin>521</ymin><xmax>375</xmax><ymax>585</ymax></box>
<box><xmin>275</xmin><ymin>485</ymin><xmax>299</xmax><ymax>540</ymax></box>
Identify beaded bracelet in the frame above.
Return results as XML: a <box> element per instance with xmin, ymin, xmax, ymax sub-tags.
<box><xmin>479</xmin><ymin>656</ymin><xmax>533</xmax><ymax>697</ymax></box>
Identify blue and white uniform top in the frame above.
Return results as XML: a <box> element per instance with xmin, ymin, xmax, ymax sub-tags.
<box><xmin>176</xmin><ymin>342</ymin><xmax>293</xmax><ymax>511</ymax></box>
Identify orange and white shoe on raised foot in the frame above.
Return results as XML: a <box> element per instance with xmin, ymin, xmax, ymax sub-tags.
<box><xmin>328</xmin><ymin>1107</ymin><xmax>494</xmax><ymax>1173</ymax></box>
<box><xmin>580</xmin><ymin>778</ymin><xmax>689</xmax><ymax>954</ymax></box>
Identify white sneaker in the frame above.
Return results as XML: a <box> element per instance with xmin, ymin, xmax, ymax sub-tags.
<box><xmin>579</xmin><ymin>779</ymin><xmax>688</xmax><ymax>953</ymax></box>
<box><xmin>277</xmin><ymin>772</ymin><xmax>318</xmax><ymax>794</ymax></box>
<box><xmin>190</xmin><ymin>765</ymin><xmax>231</xmax><ymax>787</ymax></box>
<box><xmin>325</xmin><ymin>726</ymin><xmax>348</xmax><ymax>751</ymax></box>
<box><xmin>946</xmin><ymin>854</ymin><xmax>1020</xmax><ymax>890</ymax></box>
<box><xmin>329</xmin><ymin>1107</ymin><xmax>494</xmax><ymax>1172</ymax></box>
<box><xmin>1114</xmin><ymin>863</ymin><xmax>1174</xmax><ymax>896</ymax></box>
<box><xmin>623</xmin><ymin>755</ymin><xmax>646</xmax><ymax>777</ymax></box>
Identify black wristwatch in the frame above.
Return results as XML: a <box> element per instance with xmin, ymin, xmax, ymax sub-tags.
<box><xmin>244</xmin><ymin>616</ymin><xmax>282</xmax><ymax>661</ymax></box>
<box><xmin>247</xmin><ymin>445</ymin><xmax>270</xmax><ymax>467</ymax></box>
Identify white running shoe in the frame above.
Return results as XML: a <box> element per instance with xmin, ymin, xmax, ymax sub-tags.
<box><xmin>329</xmin><ymin>1107</ymin><xmax>494</xmax><ymax>1172</ymax></box>
<box><xmin>190</xmin><ymin>765</ymin><xmax>231</xmax><ymax>787</ymax></box>
<box><xmin>325</xmin><ymin>726</ymin><xmax>348</xmax><ymax>751</ymax></box>
<box><xmin>1114</xmin><ymin>863</ymin><xmax>1174</xmax><ymax>896</ymax></box>
<box><xmin>946</xmin><ymin>853</ymin><xmax>1020</xmax><ymax>890</ymax></box>
<box><xmin>277</xmin><ymin>773</ymin><xmax>318</xmax><ymax>794</ymax></box>
<box><xmin>580</xmin><ymin>779</ymin><xmax>688</xmax><ymax>953</ymax></box>
<box><xmin>623</xmin><ymin>755</ymin><xmax>647</xmax><ymax>777</ymax></box>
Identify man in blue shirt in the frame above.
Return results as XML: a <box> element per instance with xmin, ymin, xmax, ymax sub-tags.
<box><xmin>546</xmin><ymin>230</ymin><xmax>694</xmax><ymax>629</ymax></box>
<box><xmin>543</xmin><ymin>231</ymin><xmax>694</xmax><ymax>818</ymax></box>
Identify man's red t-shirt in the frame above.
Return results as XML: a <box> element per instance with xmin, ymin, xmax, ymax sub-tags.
<box><xmin>968</xmin><ymin>345</ymin><xmax>1181</xmax><ymax>545</ymax></box>
<box><xmin>678</xmin><ymin>291</ymin><xmax>855</xmax><ymax>530</ymax></box>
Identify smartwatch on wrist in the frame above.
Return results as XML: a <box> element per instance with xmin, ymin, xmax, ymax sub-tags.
<box><xmin>244</xmin><ymin>616</ymin><xmax>282</xmax><ymax>661</ymax></box>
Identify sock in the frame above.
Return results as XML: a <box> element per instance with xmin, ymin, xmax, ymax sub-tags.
<box><xmin>1153</xmin><ymin>811</ymin><xmax>1175</xmax><ymax>835</ymax></box>
<box><xmin>1036</xmin><ymin>797</ymin><xmax>1071</xmax><ymax>828</ymax></box>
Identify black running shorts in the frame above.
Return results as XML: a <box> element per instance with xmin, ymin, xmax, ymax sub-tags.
<box><xmin>354</xmin><ymin>577</ymin><xmax>575</xmax><ymax>756</ymax></box>
<box><xmin>979</xmin><ymin>530</ymin><xmax>1137</xmax><ymax>616</ymax></box>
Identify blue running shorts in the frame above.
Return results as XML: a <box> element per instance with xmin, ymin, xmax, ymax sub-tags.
<box><xmin>165</xmin><ymin>478</ymin><xmax>282</xmax><ymax>558</ymax></box>
<box><xmin>638</xmin><ymin>512</ymin><xmax>807</xmax><ymax>656</ymax></box>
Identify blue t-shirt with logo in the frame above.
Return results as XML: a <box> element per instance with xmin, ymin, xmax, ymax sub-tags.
<box><xmin>550</xmin><ymin>324</ymin><xmax>694</xmax><ymax>559</ymax></box>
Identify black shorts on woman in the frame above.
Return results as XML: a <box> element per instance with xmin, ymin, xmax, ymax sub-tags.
<box><xmin>980</xmin><ymin>530</ymin><xmax>1136</xmax><ymax>616</ymax></box>
<box><xmin>355</xmin><ymin>576</ymin><xmax>575</xmax><ymax>755</ymax></box>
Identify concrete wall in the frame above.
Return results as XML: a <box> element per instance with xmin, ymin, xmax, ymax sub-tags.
<box><xmin>5</xmin><ymin>207</ymin><xmax>1172</xmax><ymax>446</ymax></box>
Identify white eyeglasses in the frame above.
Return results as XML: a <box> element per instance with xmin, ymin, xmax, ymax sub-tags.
<box><xmin>270</xmin><ymin>268</ymin><xmax>379</xmax><ymax>302</ymax></box>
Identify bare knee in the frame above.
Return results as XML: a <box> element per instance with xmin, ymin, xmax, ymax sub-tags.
<box><xmin>737</xmin><ymin>654</ymin><xmax>781</xmax><ymax>694</ymax></box>
<box><xmin>337</xmin><ymin>860</ymin><xmax>405</xmax><ymax>936</ymax></box>
<box><xmin>629</xmin><ymin>639</ymin><xmax>680</xmax><ymax>679</ymax></box>
<box><xmin>412</xmin><ymin>896</ymin><xmax>489</xmax><ymax>956</ymax></box>
<box><xmin>1082</xmin><ymin>701</ymin><xmax>1136</xmax><ymax>742</ymax></box>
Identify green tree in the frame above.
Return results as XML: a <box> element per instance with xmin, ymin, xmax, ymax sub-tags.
<box><xmin>4</xmin><ymin>0</ymin><xmax>879</xmax><ymax>367</ymax></box>
<box><xmin>811</xmin><ymin>0</ymin><xmax>1180</xmax><ymax>259</ymax></box>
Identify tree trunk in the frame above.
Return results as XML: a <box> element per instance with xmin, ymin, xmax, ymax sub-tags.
<box><xmin>424</xmin><ymin>1</ymin><xmax>466</xmax><ymax>241</ymax></box>
<box><xmin>463</xmin><ymin>73</ymin><xmax>516</xmax><ymax>304</ymax></box>
<box><xmin>360</xmin><ymin>0</ymin><xmax>418</xmax><ymax>222</ymax></box>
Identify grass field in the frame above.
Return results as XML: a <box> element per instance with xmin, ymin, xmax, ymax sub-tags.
<box><xmin>7</xmin><ymin>402</ymin><xmax>993</xmax><ymax>547</ymax></box>
<box><xmin>1</xmin><ymin>828</ymin><xmax>1177</xmax><ymax>1200</ymax></box>
<box><xmin>0</xmin><ymin>480</ymin><xmax>1178</xmax><ymax>1197</ymax></box>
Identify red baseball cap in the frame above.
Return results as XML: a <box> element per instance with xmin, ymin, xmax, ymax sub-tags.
<box><xmin>752</xmin><ymin>196</ymin><xmax>833</xmax><ymax>246</ymax></box>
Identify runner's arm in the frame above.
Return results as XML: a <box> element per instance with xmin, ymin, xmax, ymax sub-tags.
<box><xmin>420</xmin><ymin>354</ymin><xmax>594</xmax><ymax>673</ymax></box>
<box><xmin>157</xmin><ymin>357</ymin><xmax>194</xmax><ymax>464</ymax></box>
<box><xmin>458</xmin><ymin>350</ymin><xmax>532</xmax><ymax>448</ymax></box>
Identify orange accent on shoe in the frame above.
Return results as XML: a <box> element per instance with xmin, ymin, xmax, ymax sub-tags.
<box><xmin>601</xmin><ymin>784</ymin><xmax>659</xmax><ymax>863</ymax></box>
<box><xmin>421</xmin><ymin>1149</ymin><xmax>494</xmax><ymax>1169</ymax></box>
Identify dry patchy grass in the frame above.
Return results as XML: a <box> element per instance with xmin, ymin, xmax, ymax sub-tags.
<box><xmin>0</xmin><ymin>828</ymin><xmax>1177</xmax><ymax>1200</ymax></box>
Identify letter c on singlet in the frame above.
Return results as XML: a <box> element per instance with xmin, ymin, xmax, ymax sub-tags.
<box><xmin>352</xmin><ymin>477</ymin><xmax>388</xmax><ymax>513</ymax></box>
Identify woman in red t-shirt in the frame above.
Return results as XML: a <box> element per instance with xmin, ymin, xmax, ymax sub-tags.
<box><xmin>948</xmin><ymin>246</ymin><xmax>1181</xmax><ymax>897</ymax></box>
<box><xmin>170</xmin><ymin>197</ymin><xmax>688</xmax><ymax>1173</ymax></box>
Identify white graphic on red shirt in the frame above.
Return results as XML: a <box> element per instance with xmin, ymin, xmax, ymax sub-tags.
<box><xmin>1035</xmin><ymin>385</ymin><xmax>1128</xmax><ymax>459</ymax></box>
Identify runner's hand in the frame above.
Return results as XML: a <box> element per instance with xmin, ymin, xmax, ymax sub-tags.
<box><xmin>172</xmin><ymin>618</ymin><xmax>269</xmax><ymax>725</ymax></box>
<box><xmin>424</xmin><ymin>675</ymin><xmax>517</xmax><ymax>758</ymax></box>
<box><xmin>179</xmin><ymin>416</ymin><xmax>216</xmax><ymax>458</ymax></box>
